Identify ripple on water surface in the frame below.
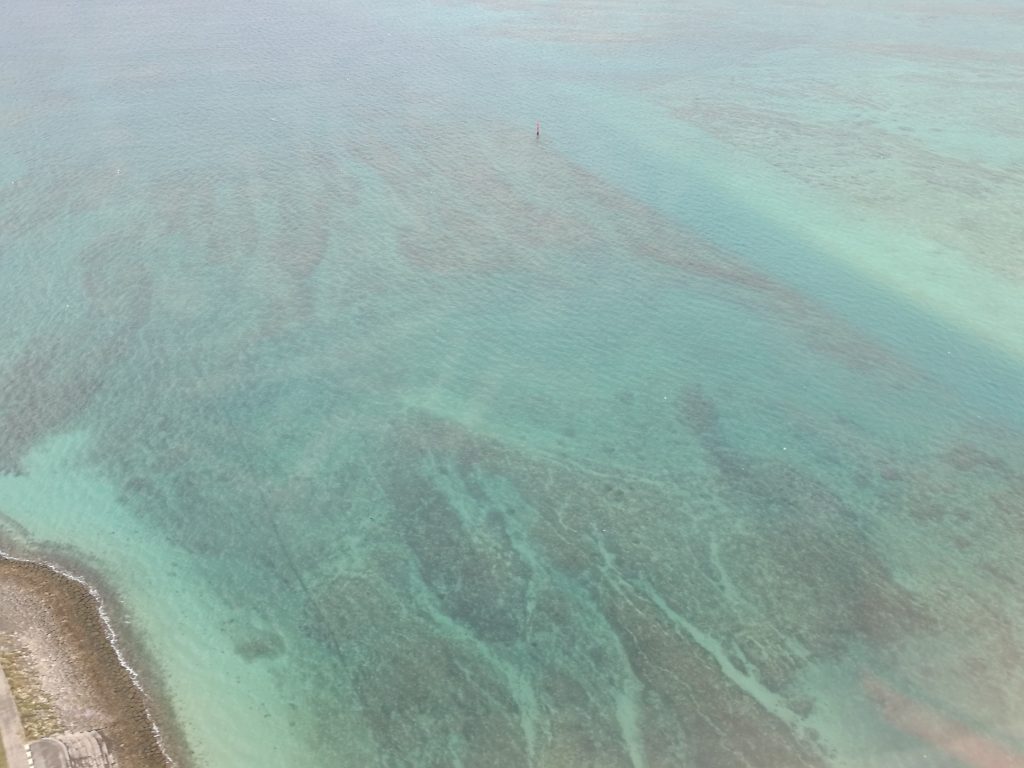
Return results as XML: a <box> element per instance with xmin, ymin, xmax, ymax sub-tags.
<box><xmin>1</xmin><ymin>1</ymin><xmax>1024</xmax><ymax>767</ymax></box>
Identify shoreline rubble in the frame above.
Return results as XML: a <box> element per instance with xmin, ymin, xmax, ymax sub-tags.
<box><xmin>0</xmin><ymin>546</ymin><xmax>188</xmax><ymax>768</ymax></box>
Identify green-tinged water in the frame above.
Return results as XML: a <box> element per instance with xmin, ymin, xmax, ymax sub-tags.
<box><xmin>2</xmin><ymin>1</ymin><xmax>1023</xmax><ymax>766</ymax></box>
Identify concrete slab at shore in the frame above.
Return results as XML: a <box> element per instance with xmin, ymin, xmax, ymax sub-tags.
<box><xmin>0</xmin><ymin>663</ymin><xmax>30</xmax><ymax>768</ymax></box>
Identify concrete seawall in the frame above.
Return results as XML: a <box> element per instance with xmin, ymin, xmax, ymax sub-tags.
<box><xmin>0</xmin><ymin>662</ymin><xmax>29</xmax><ymax>768</ymax></box>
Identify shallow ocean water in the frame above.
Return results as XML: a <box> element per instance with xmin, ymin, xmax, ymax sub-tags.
<box><xmin>1</xmin><ymin>1</ymin><xmax>1023</xmax><ymax>766</ymax></box>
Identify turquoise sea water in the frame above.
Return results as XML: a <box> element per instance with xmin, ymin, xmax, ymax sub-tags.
<box><xmin>2</xmin><ymin>1</ymin><xmax>1024</xmax><ymax>765</ymax></box>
